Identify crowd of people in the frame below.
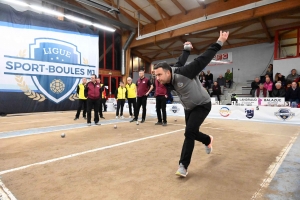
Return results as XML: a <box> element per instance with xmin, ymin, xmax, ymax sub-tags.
<box><xmin>251</xmin><ymin>65</ymin><xmax>300</xmax><ymax>107</ymax></box>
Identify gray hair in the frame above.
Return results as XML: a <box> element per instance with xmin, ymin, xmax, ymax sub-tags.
<box><xmin>275</xmin><ymin>82</ymin><xmax>281</xmax><ymax>86</ymax></box>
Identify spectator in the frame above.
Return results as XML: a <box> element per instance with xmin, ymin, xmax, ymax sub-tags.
<box><xmin>255</xmin><ymin>83</ymin><xmax>268</xmax><ymax>97</ymax></box>
<box><xmin>225</xmin><ymin>69</ymin><xmax>233</xmax><ymax>88</ymax></box>
<box><xmin>286</xmin><ymin>82</ymin><xmax>300</xmax><ymax>107</ymax></box>
<box><xmin>264</xmin><ymin>77</ymin><xmax>273</xmax><ymax>97</ymax></box>
<box><xmin>210</xmin><ymin>81</ymin><xmax>221</xmax><ymax>102</ymax></box>
<box><xmin>115</xmin><ymin>81</ymin><xmax>127</xmax><ymax>119</ymax></box>
<box><xmin>217</xmin><ymin>74</ymin><xmax>226</xmax><ymax>94</ymax></box>
<box><xmin>199</xmin><ymin>71</ymin><xmax>206</xmax><ymax>82</ymax></box>
<box><xmin>274</xmin><ymin>73</ymin><xmax>286</xmax><ymax>87</ymax></box>
<box><xmin>272</xmin><ymin>82</ymin><xmax>286</xmax><ymax>97</ymax></box>
<box><xmin>205</xmin><ymin>70</ymin><xmax>213</xmax><ymax>88</ymax></box>
<box><xmin>286</xmin><ymin>69</ymin><xmax>299</xmax><ymax>83</ymax></box>
<box><xmin>265</xmin><ymin>64</ymin><xmax>273</xmax><ymax>81</ymax></box>
<box><xmin>251</xmin><ymin>77</ymin><xmax>260</xmax><ymax>97</ymax></box>
<box><xmin>200</xmin><ymin>76</ymin><xmax>209</xmax><ymax>91</ymax></box>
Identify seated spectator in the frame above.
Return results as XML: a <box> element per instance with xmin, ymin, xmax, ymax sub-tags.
<box><xmin>255</xmin><ymin>83</ymin><xmax>269</xmax><ymax>97</ymax></box>
<box><xmin>286</xmin><ymin>69</ymin><xmax>299</xmax><ymax>83</ymax></box>
<box><xmin>274</xmin><ymin>73</ymin><xmax>286</xmax><ymax>87</ymax></box>
<box><xmin>199</xmin><ymin>71</ymin><xmax>206</xmax><ymax>82</ymax></box>
<box><xmin>206</xmin><ymin>70</ymin><xmax>213</xmax><ymax>88</ymax></box>
<box><xmin>272</xmin><ymin>82</ymin><xmax>286</xmax><ymax>97</ymax></box>
<box><xmin>265</xmin><ymin>64</ymin><xmax>273</xmax><ymax>81</ymax></box>
<box><xmin>225</xmin><ymin>69</ymin><xmax>233</xmax><ymax>88</ymax></box>
<box><xmin>217</xmin><ymin>74</ymin><xmax>226</xmax><ymax>94</ymax></box>
<box><xmin>286</xmin><ymin>82</ymin><xmax>300</xmax><ymax>107</ymax></box>
<box><xmin>200</xmin><ymin>76</ymin><xmax>209</xmax><ymax>89</ymax></box>
<box><xmin>264</xmin><ymin>77</ymin><xmax>273</xmax><ymax>97</ymax></box>
<box><xmin>210</xmin><ymin>81</ymin><xmax>221</xmax><ymax>102</ymax></box>
<box><xmin>251</xmin><ymin>77</ymin><xmax>260</xmax><ymax>97</ymax></box>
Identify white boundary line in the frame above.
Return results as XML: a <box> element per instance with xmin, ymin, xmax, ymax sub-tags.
<box><xmin>0</xmin><ymin>128</ymin><xmax>185</xmax><ymax>175</ymax></box>
<box><xmin>0</xmin><ymin>179</ymin><xmax>17</xmax><ymax>200</ymax></box>
<box><xmin>251</xmin><ymin>133</ymin><xmax>299</xmax><ymax>199</ymax></box>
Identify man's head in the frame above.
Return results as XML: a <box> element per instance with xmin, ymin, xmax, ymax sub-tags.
<box><xmin>96</xmin><ymin>78</ymin><xmax>100</xmax><ymax>84</ymax></box>
<box><xmin>255</xmin><ymin>77</ymin><xmax>259</xmax><ymax>82</ymax></box>
<box><xmin>91</xmin><ymin>74</ymin><xmax>97</xmax><ymax>83</ymax></box>
<box><xmin>265</xmin><ymin>77</ymin><xmax>270</xmax><ymax>83</ymax></box>
<box><xmin>207</xmin><ymin>70</ymin><xmax>210</xmax><ymax>74</ymax></box>
<box><xmin>119</xmin><ymin>81</ymin><xmax>124</xmax><ymax>87</ymax></box>
<box><xmin>259</xmin><ymin>83</ymin><xmax>264</xmax><ymax>89</ymax></box>
<box><xmin>219</xmin><ymin>74</ymin><xmax>223</xmax><ymax>78</ymax></box>
<box><xmin>291</xmin><ymin>81</ymin><xmax>297</xmax><ymax>89</ymax></box>
<box><xmin>227</xmin><ymin>69</ymin><xmax>230</xmax><ymax>73</ymax></box>
<box><xmin>154</xmin><ymin>62</ymin><xmax>172</xmax><ymax>84</ymax></box>
<box><xmin>127</xmin><ymin>77</ymin><xmax>132</xmax><ymax>84</ymax></box>
<box><xmin>291</xmin><ymin>69</ymin><xmax>297</xmax><ymax>75</ymax></box>
<box><xmin>275</xmin><ymin>82</ymin><xmax>282</xmax><ymax>89</ymax></box>
<box><xmin>82</xmin><ymin>78</ymin><xmax>87</xmax><ymax>84</ymax></box>
<box><xmin>139</xmin><ymin>70</ymin><xmax>145</xmax><ymax>78</ymax></box>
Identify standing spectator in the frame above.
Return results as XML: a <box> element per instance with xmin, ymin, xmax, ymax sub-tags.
<box><xmin>84</xmin><ymin>74</ymin><xmax>101</xmax><ymax>126</ymax></box>
<box><xmin>125</xmin><ymin>77</ymin><xmax>137</xmax><ymax>118</ymax></box>
<box><xmin>251</xmin><ymin>77</ymin><xmax>260</xmax><ymax>97</ymax></box>
<box><xmin>130</xmin><ymin>70</ymin><xmax>153</xmax><ymax>123</ymax></box>
<box><xmin>205</xmin><ymin>70</ymin><xmax>213</xmax><ymax>88</ymax></box>
<box><xmin>149</xmin><ymin>71</ymin><xmax>156</xmax><ymax>97</ymax></box>
<box><xmin>74</xmin><ymin>78</ymin><xmax>87</xmax><ymax>120</ymax></box>
<box><xmin>255</xmin><ymin>83</ymin><xmax>269</xmax><ymax>97</ymax></box>
<box><xmin>210</xmin><ymin>81</ymin><xmax>221</xmax><ymax>102</ymax></box>
<box><xmin>199</xmin><ymin>71</ymin><xmax>206</xmax><ymax>82</ymax></box>
<box><xmin>272</xmin><ymin>82</ymin><xmax>286</xmax><ymax>97</ymax></box>
<box><xmin>96</xmin><ymin>78</ymin><xmax>105</xmax><ymax>119</ymax></box>
<box><xmin>225</xmin><ymin>69</ymin><xmax>233</xmax><ymax>88</ymax></box>
<box><xmin>101</xmin><ymin>84</ymin><xmax>108</xmax><ymax>112</ymax></box>
<box><xmin>286</xmin><ymin>69</ymin><xmax>299</xmax><ymax>83</ymax></box>
<box><xmin>217</xmin><ymin>74</ymin><xmax>226</xmax><ymax>94</ymax></box>
<box><xmin>286</xmin><ymin>82</ymin><xmax>300</xmax><ymax>107</ymax></box>
<box><xmin>155</xmin><ymin>78</ymin><xmax>168</xmax><ymax>126</ymax></box>
<box><xmin>264</xmin><ymin>77</ymin><xmax>273</xmax><ymax>97</ymax></box>
<box><xmin>265</xmin><ymin>64</ymin><xmax>273</xmax><ymax>81</ymax></box>
<box><xmin>115</xmin><ymin>81</ymin><xmax>127</xmax><ymax>119</ymax></box>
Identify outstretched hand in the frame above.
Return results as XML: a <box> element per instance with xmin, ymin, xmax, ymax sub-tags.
<box><xmin>183</xmin><ymin>41</ymin><xmax>193</xmax><ymax>49</ymax></box>
<box><xmin>218</xmin><ymin>31</ymin><xmax>229</xmax><ymax>43</ymax></box>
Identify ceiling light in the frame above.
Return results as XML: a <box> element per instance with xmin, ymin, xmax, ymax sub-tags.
<box><xmin>30</xmin><ymin>5</ymin><xmax>64</xmax><ymax>17</ymax></box>
<box><xmin>65</xmin><ymin>15</ymin><xmax>92</xmax><ymax>26</ymax></box>
<box><xmin>1</xmin><ymin>0</ymin><xmax>28</xmax><ymax>7</ymax></box>
<box><xmin>76</xmin><ymin>0</ymin><xmax>120</xmax><ymax>14</ymax></box>
<box><xmin>93</xmin><ymin>23</ymin><xmax>115</xmax><ymax>32</ymax></box>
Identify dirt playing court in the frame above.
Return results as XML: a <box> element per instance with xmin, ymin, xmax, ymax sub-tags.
<box><xmin>0</xmin><ymin>111</ymin><xmax>299</xmax><ymax>200</ymax></box>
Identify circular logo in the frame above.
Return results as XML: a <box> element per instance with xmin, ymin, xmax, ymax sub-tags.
<box><xmin>219</xmin><ymin>107</ymin><xmax>231</xmax><ymax>117</ymax></box>
<box><xmin>50</xmin><ymin>79</ymin><xmax>65</xmax><ymax>94</ymax></box>
<box><xmin>170</xmin><ymin>105</ymin><xmax>180</xmax><ymax>113</ymax></box>
<box><xmin>274</xmin><ymin>108</ymin><xmax>295</xmax><ymax>121</ymax></box>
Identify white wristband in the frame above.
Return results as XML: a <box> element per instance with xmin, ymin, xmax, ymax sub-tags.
<box><xmin>216</xmin><ymin>40</ymin><xmax>223</xmax><ymax>46</ymax></box>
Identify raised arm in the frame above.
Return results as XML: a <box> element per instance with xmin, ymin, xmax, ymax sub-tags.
<box><xmin>173</xmin><ymin>41</ymin><xmax>193</xmax><ymax>67</ymax></box>
<box><xmin>175</xmin><ymin>31</ymin><xmax>229</xmax><ymax>79</ymax></box>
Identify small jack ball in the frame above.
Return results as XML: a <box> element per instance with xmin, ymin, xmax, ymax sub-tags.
<box><xmin>174</xmin><ymin>119</ymin><xmax>177</xmax><ymax>122</ymax></box>
<box><xmin>114</xmin><ymin>125</ymin><xmax>117</xmax><ymax>129</ymax></box>
<box><xmin>61</xmin><ymin>133</ymin><xmax>65</xmax><ymax>138</ymax></box>
<box><xmin>136</xmin><ymin>122</ymin><xmax>139</xmax><ymax>125</ymax></box>
<box><xmin>137</xmin><ymin>129</ymin><xmax>139</xmax><ymax>130</ymax></box>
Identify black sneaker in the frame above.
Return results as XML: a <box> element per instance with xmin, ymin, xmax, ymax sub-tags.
<box><xmin>130</xmin><ymin>118</ymin><xmax>137</xmax><ymax>123</ymax></box>
<box><xmin>83</xmin><ymin>117</ymin><xmax>87</xmax><ymax>120</ymax></box>
<box><xmin>100</xmin><ymin>116</ymin><xmax>105</xmax><ymax>119</ymax></box>
<box><xmin>155</xmin><ymin>122</ymin><xmax>162</xmax><ymax>125</ymax></box>
<box><xmin>74</xmin><ymin>117</ymin><xmax>79</xmax><ymax>120</ymax></box>
<box><xmin>162</xmin><ymin>122</ymin><xmax>167</xmax><ymax>126</ymax></box>
<box><xmin>140</xmin><ymin>119</ymin><xmax>145</xmax><ymax>123</ymax></box>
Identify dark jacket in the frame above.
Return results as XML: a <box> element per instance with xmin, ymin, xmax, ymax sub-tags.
<box><xmin>286</xmin><ymin>87</ymin><xmax>300</xmax><ymax>101</ymax></box>
<box><xmin>206</xmin><ymin>73</ymin><xmax>213</xmax><ymax>81</ymax></box>
<box><xmin>212</xmin><ymin>85</ymin><xmax>221</xmax><ymax>95</ymax></box>
<box><xmin>166</xmin><ymin>42</ymin><xmax>222</xmax><ymax>110</ymax></box>
<box><xmin>272</xmin><ymin>88</ymin><xmax>286</xmax><ymax>97</ymax></box>
<box><xmin>84</xmin><ymin>81</ymin><xmax>101</xmax><ymax>100</ymax></box>
<box><xmin>217</xmin><ymin>77</ymin><xmax>226</xmax><ymax>86</ymax></box>
<box><xmin>251</xmin><ymin>81</ymin><xmax>260</xmax><ymax>90</ymax></box>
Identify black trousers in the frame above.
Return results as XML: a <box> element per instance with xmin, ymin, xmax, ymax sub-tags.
<box><xmin>156</xmin><ymin>95</ymin><xmax>167</xmax><ymax>123</ymax></box>
<box><xmin>210</xmin><ymin>92</ymin><xmax>220</xmax><ymax>102</ymax></box>
<box><xmin>135</xmin><ymin>96</ymin><xmax>147</xmax><ymax>120</ymax></box>
<box><xmin>102</xmin><ymin>99</ymin><xmax>107</xmax><ymax>111</ymax></box>
<box><xmin>98</xmin><ymin>99</ymin><xmax>103</xmax><ymax>118</ymax></box>
<box><xmin>180</xmin><ymin>102</ymin><xmax>212</xmax><ymax>169</ymax></box>
<box><xmin>116</xmin><ymin>99</ymin><xmax>125</xmax><ymax>116</ymax></box>
<box><xmin>87</xmin><ymin>98</ymin><xmax>99</xmax><ymax>123</ymax></box>
<box><xmin>75</xmin><ymin>99</ymin><xmax>87</xmax><ymax>118</ymax></box>
<box><xmin>127</xmin><ymin>98</ymin><xmax>136</xmax><ymax>117</ymax></box>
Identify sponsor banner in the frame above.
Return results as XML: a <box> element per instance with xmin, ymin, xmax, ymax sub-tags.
<box><xmin>260</xmin><ymin>98</ymin><xmax>285</xmax><ymax>106</ymax></box>
<box><xmin>105</xmin><ymin>103</ymin><xmax>299</xmax><ymax>124</ymax></box>
<box><xmin>208</xmin><ymin>52</ymin><xmax>233</xmax><ymax>66</ymax></box>
<box><xmin>235</xmin><ymin>98</ymin><xmax>259</xmax><ymax>106</ymax></box>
